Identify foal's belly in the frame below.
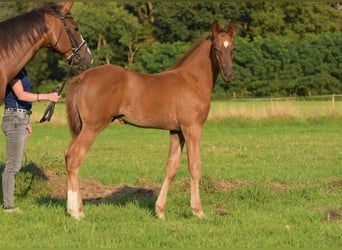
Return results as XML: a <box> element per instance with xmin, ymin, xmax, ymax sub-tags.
<box><xmin>118</xmin><ymin>113</ymin><xmax>179</xmax><ymax>131</ymax></box>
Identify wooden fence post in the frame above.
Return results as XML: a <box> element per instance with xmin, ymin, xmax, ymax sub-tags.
<box><xmin>332</xmin><ymin>94</ymin><xmax>335</xmax><ymax>114</ymax></box>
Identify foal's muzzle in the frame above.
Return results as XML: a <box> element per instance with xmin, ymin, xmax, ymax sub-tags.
<box><xmin>221</xmin><ymin>69</ymin><xmax>235</xmax><ymax>82</ymax></box>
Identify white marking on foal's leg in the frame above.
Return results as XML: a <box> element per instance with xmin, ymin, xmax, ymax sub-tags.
<box><xmin>67</xmin><ymin>190</ymin><xmax>81</xmax><ymax>220</ymax></box>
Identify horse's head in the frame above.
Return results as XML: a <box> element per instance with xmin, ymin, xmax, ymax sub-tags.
<box><xmin>46</xmin><ymin>2</ymin><xmax>93</xmax><ymax>70</ymax></box>
<box><xmin>210</xmin><ymin>20</ymin><xmax>236</xmax><ymax>82</ymax></box>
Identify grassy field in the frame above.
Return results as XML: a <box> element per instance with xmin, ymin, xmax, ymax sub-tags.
<box><xmin>0</xmin><ymin>100</ymin><xmax>342</xmax><ymax>247</ymax></box>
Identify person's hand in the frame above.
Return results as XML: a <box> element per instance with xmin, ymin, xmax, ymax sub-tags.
<box><xmin>48</xmin><ymin>92</ymin><xmax>62</xmax><ymax>103</ymax></box>
<box><xmin>26</xmin><ymin>123</ymin><xmax>32</xmax><ymax>136</ymax></box>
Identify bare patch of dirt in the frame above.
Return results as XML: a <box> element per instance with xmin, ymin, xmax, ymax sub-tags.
<box><xmin>309</xmin><ymin>206</ymin><xmax>342</xmax><ymax>222</ymax></box>
<box><xmin>325</xmin><ymin>178</ymin><xmax>342</xmax><ymax>192</ymax></box>
<box><xmin>210</xmin><ymin>204</ymin><xmax>229</xmax><ymax>216</ymax></box>
<box><xmin>267</xmin><ymin>182</ymin><xmax>304</xmax><ymax>193</ymax></box>
<box><xmin>308</xmin><ymin>205</ymin><xmax>329</xmax><ymax>212</ymax></box>
<box><xmin>326</xmin><ymin>208</ymin><xmax>342</xmax><ymax>221</ymax></box>
<box><xmin>43</xmin><ymin>169</ymin><xmax>159</xmax><ymax>203</ymax></box>
<box><xmin>308</xmin><ymin>206</ymin><xmax>342</xmax><ymax>222</ymax></box>
<box><xmin>42</xmin><ymin>170</ymin><xmax>342</xmax><ymax>222</ymax></box>
<box><xmin>216</xmin><ymin>179</ymin><xmax>250</xmax><ymax>190</ymax></box>
<box><xmin>215</xmin><ymin>179</ymin><xmax>299</xmax><ymax>193</ymax></box>
<box><xmin>46</xmin><ymin>172</ymin><xmax>251</xmax><ymax>203</ymax></box>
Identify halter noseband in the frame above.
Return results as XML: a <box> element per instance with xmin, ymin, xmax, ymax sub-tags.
<box><xmin>50</xmin><ymin>11</ymin><xmax>87</xmax><ymax>66</ymax></box>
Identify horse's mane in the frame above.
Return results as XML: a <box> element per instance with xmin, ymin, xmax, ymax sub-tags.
<box><xmin>0</xmin><ymin>4</ymin><xmax>62</xmax><ymax>52</ymax></box>
<box><xmin>170</xmin><ymin>35</ymin><xmax>213</xmax><ymax>70</ymax></box>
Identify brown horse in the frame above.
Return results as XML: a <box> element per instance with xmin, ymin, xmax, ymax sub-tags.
<box><xmin>65</xmin><ymin>20</ymin><xmax>236</xmax><ymax>220</ymax></box>
<box><xmin>0</xmin><ymin>2</ymin><xmax>93</xmax><ymax>105</ymax></box>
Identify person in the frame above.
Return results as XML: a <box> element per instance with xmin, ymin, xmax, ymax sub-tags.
<box><xmin>2</xmin><ymin>68</ymin><xmax>61</xmax><ymax>213</ymax></box>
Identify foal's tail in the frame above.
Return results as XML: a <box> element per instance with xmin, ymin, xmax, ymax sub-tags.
<box><xmin>66</xmin><ymin>74</ymin><xmax>83</xmax><ymax>137</ymax></box>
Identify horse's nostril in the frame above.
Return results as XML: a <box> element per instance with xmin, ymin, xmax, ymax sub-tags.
<box><xmin>222</xmin><ymin>70</ymin><xmax>235</xmax><ymax>82</ymax></box>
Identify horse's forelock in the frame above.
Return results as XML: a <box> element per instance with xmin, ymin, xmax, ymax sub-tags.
<box><xmin>37</xmin><ymin>4</ymin><xmax>63</xmax><ymax>17</ymax></box>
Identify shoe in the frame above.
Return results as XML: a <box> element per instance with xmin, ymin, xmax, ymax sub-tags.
<box><xmin>3</xmin><ymin>207</ymin><xmax>23</xmax><ymax>214</ymax></box>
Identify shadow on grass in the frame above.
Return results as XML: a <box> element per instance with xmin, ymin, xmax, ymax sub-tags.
<box><xmin>0</xmin><ymin>161</ymin><xmax>48</xmax><ymax>203</ymax></box>
<box><xmin>83</xmin><ymin>185</ymin><xmax>159</xmax><ymax>213</ymax></box>
<box><xmin>0</xmin><ymin>161</ymin><xmax>158</xmax><ymax>216</ymax></box>
<box><xmin>43</xmin><ymin>185</ymin><xmax>159</xmax><ymax>217</ymax></box>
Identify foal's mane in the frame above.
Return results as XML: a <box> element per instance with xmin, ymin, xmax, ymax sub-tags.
<box><xmin>170</xmin><ymin>35</ymin><xmax>213</xmax><ymax>70</ymax></box>
<box><xmin>0</xmin><ymin>4</ymin><xmax>62</xmax><ymax>52</ymax></box>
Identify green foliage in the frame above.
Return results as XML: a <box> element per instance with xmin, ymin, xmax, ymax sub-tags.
<box><xmin>72</xmin><ymin>2</ymin><xmax>129</xmax><ymax>67</ymax></box>
<box><xmin>0</xmin><ymin>2</ymin><xmax>341</xmax><ymax>98</ymax></box>
<box><xmin>247</xmin><ymin>2</ymin><xmax>341</xmax><ymax>39</ymax></box>
<box><xmin>133</xmin><ymin>41</ymin><xmax>190</xmax><ymax>73</ymax></box>
<box><xmin>229</xmin><ymin>33</ymin><xmax>342</xmax><ymax>98</ymax></box>
<box><xmin>152</xmin><ymin>2</ymin><xmax>239</xmax><ymax>42</ymax></box>
<box><xmin>72</xmin><ymin>2</ymin><xmax>154</xmax><ymax>68</ymax></box>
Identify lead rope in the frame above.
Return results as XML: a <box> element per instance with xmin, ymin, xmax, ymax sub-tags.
<box><xmin>39</xmin><ymin>62</ymin><xmax>73</xmax><ymax>123</ymax></box>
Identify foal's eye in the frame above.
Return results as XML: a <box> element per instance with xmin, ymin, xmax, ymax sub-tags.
<box><xmin>74</xmin><ymin>27</ymin><xmax>79</xmax><ymax>32</ymax></box>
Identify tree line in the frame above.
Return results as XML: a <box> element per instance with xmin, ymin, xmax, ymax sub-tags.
<box><xmin>1</xmin><ymin>2</ymin><xmax>341</xmax><ymax>98</ymax></box>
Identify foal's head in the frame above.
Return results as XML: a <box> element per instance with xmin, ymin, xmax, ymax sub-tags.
<box><xmin>45</xmin><ymin>2</ymin><xmax>93</xmax><ymax>70</ymax></box>
<box><xmin>211</xmin><ymin>20</ymin><xmax>236</xmax><ymax>82</ymax></box>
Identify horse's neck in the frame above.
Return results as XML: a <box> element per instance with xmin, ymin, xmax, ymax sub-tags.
<box><xmin>178</xmin><ymin>40</ymin><xmax>218</xmax><ymax>91</ymax></box>
<box><xmin>0</xmin><ymin>29</ymin><xmax>47</xmax><ymax>84</ymax></box>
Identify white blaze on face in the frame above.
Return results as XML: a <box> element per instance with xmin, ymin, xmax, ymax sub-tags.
<box><xmin>223</xmin><ymin>41</ymin><xmax>229</xmax><ymax>48</ymax></box>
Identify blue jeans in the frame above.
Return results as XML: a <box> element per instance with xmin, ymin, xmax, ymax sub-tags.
<box><xmin>2</xmin><ymin>110</ymin><xmax>30</xmax><ymax>209</ymax></box>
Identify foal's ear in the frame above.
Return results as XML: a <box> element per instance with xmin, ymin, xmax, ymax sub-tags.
<box><xmin>211</xmin><ymin>21</ymin><xmax>221</xmax><ymax>37</ymax></box>
<box><xmin>59</xmin><ymin>2</ymin><xmax>74</xmax><ymax>14</ymax></box>
<box><xmin>227</xmin><ymin>19</ymin><xmax>236</xmax><ymax>37</ymax></box>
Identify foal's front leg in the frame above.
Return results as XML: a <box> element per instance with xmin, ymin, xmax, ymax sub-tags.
<box><xmin>155</xmin><ymin>131</ymin><xmax>184</xmax><ymax>219</ymax></box>
<box><xmin>183</xmin><ymin>125</ymin><xmax>205</xmax><ymax>218</ymax></box>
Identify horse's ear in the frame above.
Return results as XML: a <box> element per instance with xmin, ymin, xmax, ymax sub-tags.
<box><xmin>227</xmin><ymin>19</ymin><xmax>236</xmax><ymax>37</ymax></box>
<box><xmin>211</xmin><ymin>21</ymin><xmax>221</xmax><ymax>37</ymax></box>
<box><xmin>59</xmin><ymin>2</ymin><xmax>74</xmax><ymax>14</ymax></box>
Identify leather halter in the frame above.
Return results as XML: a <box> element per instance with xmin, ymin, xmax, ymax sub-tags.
<box><xmin>50</xmin><ymin>11</ymin><xmax>87</xmax><ymax>66</ymax></box>
<box><xmin>40</xmin><ymin>12</ymin><xmax>88</xmax><ymax>123</ymax></box>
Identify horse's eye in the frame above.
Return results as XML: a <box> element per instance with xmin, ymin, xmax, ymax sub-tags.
<box><xmin>74</xmin><ymin>27</ymin><xmax>79</xmax><ymax>32</ymax></box>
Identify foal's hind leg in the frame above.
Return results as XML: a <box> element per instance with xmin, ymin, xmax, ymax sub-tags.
<box><xmin>155</xmin><ymin>131</ymin><xmax>184</xmax><ymax>219</ymax></box>
<box><xmin>65</xmin><ymin>128</ymin><xmax>99</xmax><ymax>219</ymax></box>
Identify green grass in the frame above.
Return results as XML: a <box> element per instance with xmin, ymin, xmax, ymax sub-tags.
<box><xmin>0</xmin><ymin>101</ymin><xmax>342</xmax><ymax>247</ymax></box>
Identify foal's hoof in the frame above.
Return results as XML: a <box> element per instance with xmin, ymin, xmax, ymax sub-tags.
<box><xmin>68</xmin><ymin>210</ymin><xmax>85</xmax><ymax>220</ymax></box>
<box><xmin>155</xmin><ymin>207</ymin><xmax>165</xmax><ymax>220</ymax></box>
<box><xmin>73</xmin><ymin>213</ymin><xmax>85</xmax><ymax>220</ymax></box>
<box><xmin>193</xmin><ymin>210</ymin><xmax>205</xmax><ymax>219</ymax></box>
<box><xmin>156</xmin><ymin>214</ymin><xmax>165</xmax><ymax>220</ymax></box>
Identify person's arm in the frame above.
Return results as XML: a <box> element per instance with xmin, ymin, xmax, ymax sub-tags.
<box><xmin>11</xmin><ymin>79</ymin><xmax>61</xmax><ymax>103</ymax></box>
